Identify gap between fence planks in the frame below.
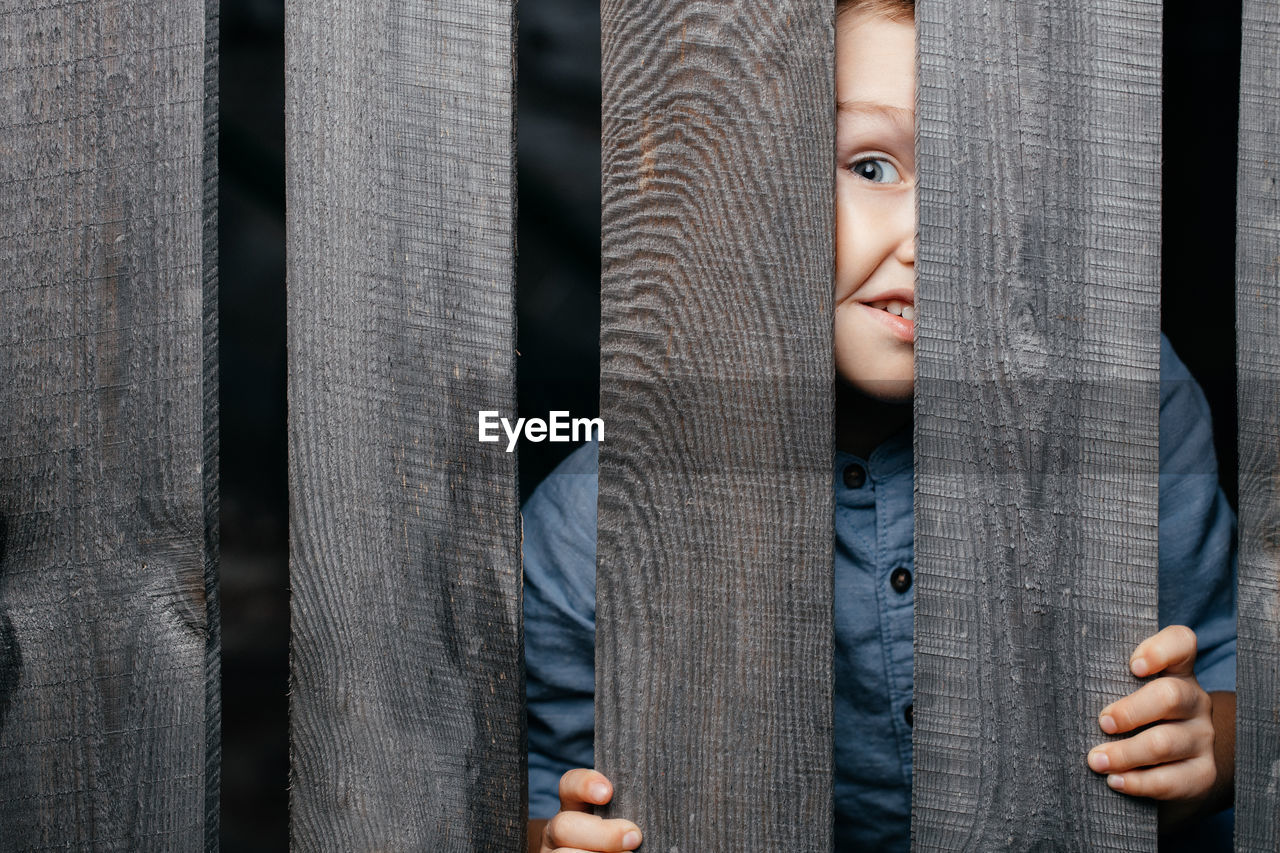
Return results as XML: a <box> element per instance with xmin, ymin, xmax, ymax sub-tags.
<box><xmin>284</xmin><ymin>0</ymin><xmax>524</xmax><ymax>849</ymax></box>
<box><xmin>1233</xmin><ymin>0</ymin><xmax>1280</xmax><ymax>848</ymax></box>
<box><xmin>0</xmin><ymin>0</ymin><xmax>220</xmax><ymax>849</ymax></box>
<box><xmin>912</xmin><ymin>0</ymin><xmax>1162</xmax><ymax>848</ymax></box>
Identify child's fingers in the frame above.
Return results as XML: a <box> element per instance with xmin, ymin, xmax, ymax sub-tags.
<box><xmin>558</xmin><ymin>768</ymin><xmax>614</xmax><ymax>812</ymax></box>
<box><xmin>1097</xmin><ymin>676</ymin><xmax>1208</xmax><ymax>734</ymax></box>
<box><xmin>1100</xmin><ymin>754</ymin><xmax>1216</xmax><ymax>801</ymax></box>
<box><xmin>1088</xmin><ymin>718</ymin><xmax>1210</xmax><ymax>774</ymax></box>
<box><xmin>1128</xmin><ymin>624</ymin><xmax>1197</xmax><ymax>679</ymax></box>
<box><xmin>543</xmin><ymin>810</ymin><xmax>643</xmax><ymax>852</ymax></box>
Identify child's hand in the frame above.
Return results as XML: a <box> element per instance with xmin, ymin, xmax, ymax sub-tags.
<box><xmin>534</xmin><ymin>769</ymin><xmax>643</xmax><ymax>853</ymax></box>
<box><xmin>1087</xmin><ymin>625</ymin><xmax>1217</xmax><ymax>805</ymax></box>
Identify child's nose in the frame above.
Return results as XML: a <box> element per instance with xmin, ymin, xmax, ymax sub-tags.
<box><xmin>894</xmin><ymin>188</ymin><xmax>916</xmax><ymax>264</ymax></box>
<box><xmin>895</xmin><ymin>226</ymin><xmax>915</xmax><ymax>265</ymax></box>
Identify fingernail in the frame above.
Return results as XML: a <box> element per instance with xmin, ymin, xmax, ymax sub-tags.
<box><xmin>1099</xmin><ymin>715</ymin><xmax>1116</xmax><ymax>734</ymax></box>
<box><xmin>1131</xmin><ymin>657</ymin><xmax>1149</xmax><ymax>677</ymax></box>
<box><xmin>590</xmin><ymin>782</ymin><xmax>609</xmax><ymax>801</ymax></box>
<box><xmin>623</xmin><ymin>830</ymin><xmax>641</xmax><ymax>848</ymax></box>
<box><xmin>1088</xmin><ymin>750</ymin><xmax>1110</xmax><ymax>771</ymax></box>
<box><xmin>1107</xmin><ymin>774</ymin><xmax>1125</xmax><ymax>790</ymax></box>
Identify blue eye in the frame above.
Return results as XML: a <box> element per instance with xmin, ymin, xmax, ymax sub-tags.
<box><xmin>850</xmin><ymin>157</ymin><xmax>901</xmax><ymax>184</ymax></box>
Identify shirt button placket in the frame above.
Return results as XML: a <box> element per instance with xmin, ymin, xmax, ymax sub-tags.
<box><xmin>890</xmin><ymin>566</ymin><xmax>912</xmax><ymax>593</ymax></box>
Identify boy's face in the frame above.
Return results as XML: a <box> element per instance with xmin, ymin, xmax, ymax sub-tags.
<box><xmin>834</xmin><ymin>10</ymin><xmax>916</xmax><ymax>401</ymax></box>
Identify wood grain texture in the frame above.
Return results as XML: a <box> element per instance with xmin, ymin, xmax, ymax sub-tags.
<box><xmin>202</xmin><ymin>0</ymin><xmax>220</xmax><ymax>848</ymax></box>
<box><xmin>1233</xmin><ymin>0</ymin><xmax>1280</xmax><ymax>847</ymax></box>
<box><xmin>285</xmin><ymin>0</ymin><xmax>523</xmax><ymax>848</ymax></box>
<box><xmin>912</xmin><ymin>0</ymin><xmax>1162</xmax><ymax>848</ymax></box>
<box><xmin>595</xmin><ymin>2</ymin><xmax>835</xmax><ymax>849</ymax></box>
<box><xmin>0</xmin><ymin>0</ymin><xmax>219</xmax><ymax>849</ymax></box>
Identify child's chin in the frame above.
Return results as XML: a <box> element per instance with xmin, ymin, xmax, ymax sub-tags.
<box><xmin>869</xmin><ymin>381</ymin><xmax>913</xmax><ymax>403</ymax></box>
<box><xmin>843</xmin><ymin>375</ymin><xmax>914</xmax><ymax>403</ymax></box>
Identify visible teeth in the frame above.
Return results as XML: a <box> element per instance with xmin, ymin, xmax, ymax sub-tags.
<box><xmin>869</xmin><ymin>299</ymin><xmax>913</xmax><ymax>317</ymax></box>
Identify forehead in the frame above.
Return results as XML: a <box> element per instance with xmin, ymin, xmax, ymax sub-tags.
<box><xmin>836</xmin><ymin>12</ymin><xmax>916</xmax><ymax>120</ymax></box>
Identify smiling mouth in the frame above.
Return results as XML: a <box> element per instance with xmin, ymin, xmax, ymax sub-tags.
<box><xmin>865</xmin><ymin>299</ymin><xmax>916</xmax><ymax>321</ymax></box>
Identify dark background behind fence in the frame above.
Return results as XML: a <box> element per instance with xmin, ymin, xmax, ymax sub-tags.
<box><xmin>217</xmin><ymin>0</ymin><xmax>1243</xmax><ymax>847</ymax></box>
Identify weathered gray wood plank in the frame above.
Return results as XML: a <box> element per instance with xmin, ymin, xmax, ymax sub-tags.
<box><xmin>0</xmin><ymin>0</ymin><xmax>219</xmax><ymax>848</ymax></box>
<box><xmin>202</xmin><ymin>0</ymin><xmax>220</xmax><ymax>849</ymax></box>
<box><xmin>1233</xmin><ymin>0</ymin><xmax>1280</xmax><ymax>848</ymax></box>
<box><xmin>913</xmin><ymin>0</ymin><xmax>1162</xmax><ymax>848</ymax></box>
<box><xmin>594</xmin><ymin>1</ymin><xmax>835</xmax><ymax>849</ymax></box>
<box><xmin>285</xmin><ymin>0</ymin><xmax>523</xmax><ymax>848</ymax></box>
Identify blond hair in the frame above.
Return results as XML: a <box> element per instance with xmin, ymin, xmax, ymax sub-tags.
<box><xmin>837</xmin><ymin>0</ymin><xmax>914</xmax><ymax>22</ymax></box>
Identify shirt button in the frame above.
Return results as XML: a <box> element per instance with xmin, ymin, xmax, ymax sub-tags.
<box><xmin>904</xmin><ymin>703</ymin><xmax>914</xmax><ymax>727</ymax></box>
<box><xmin>890</xmin><ymin>567</ymin><xmax>912</xmax><ymax>593</ymax></box>
<box><xmin>842</xmin><ymin>462</ymin><xmax>866</xmax><ymax>489</ymax></box>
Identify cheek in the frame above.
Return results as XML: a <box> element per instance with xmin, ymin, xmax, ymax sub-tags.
<box><xmin>834</xmin><ymin>220</ymin><xmax>860</xmax><ymax>299</ymax></box>
<box><xmin>833</xmin><ymin>188</ymin><xmax>870</xmax><ymax>299</ymax></box>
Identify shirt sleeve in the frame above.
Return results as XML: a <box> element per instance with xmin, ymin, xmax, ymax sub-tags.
<box><xmin>1157</xmin><ymin>333</ymin><xmax>1237</xmax><ymax>694</ymax></box>
<box><xmin>522</xmin><ymin>439</ymin><xmax>601</xmax><ymax>818</ymax></box>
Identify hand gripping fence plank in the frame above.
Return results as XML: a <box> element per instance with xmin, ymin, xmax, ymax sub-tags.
<box><xmin>594</xmin><ymin>1</ymin><xmax>837</xmax><ymax>849</ymax></box>
<box><xmin>1234</xmin><ymin>0</ymin><xmax>1280</xmax><ymax>848</ymax></box>
<box><xmin>912</xmin><ymin>0</ymin><xmax>1162</xmax><ymax>849</ymax></box>
<box><xmin>285</xmin><ymin>0</ymin><xmax>523</xmax><ymax>849</ymax></box>
<box><xmin>0</xmin><ymin>0</ymin><xmax>220</xmax><ymax>849</ymax></box>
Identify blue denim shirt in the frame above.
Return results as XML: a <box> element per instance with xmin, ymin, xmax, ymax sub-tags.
<box><xmin>522</xmin><ymin>333</ymin><xmax>1238</xmax><ymax>849</ymax></box>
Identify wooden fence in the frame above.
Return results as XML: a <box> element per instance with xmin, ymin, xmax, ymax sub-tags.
<box><xmin>0</xmin><ymin>0</ymin><xmax>1275</xmax><ymax>849</ymax></box>
<box><xmin>0</xmin><ymin>0</ymin><xmax>219</xmax><ymax>848</ymax></box>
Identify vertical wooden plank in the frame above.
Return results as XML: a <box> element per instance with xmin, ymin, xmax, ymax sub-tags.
<box><xmin>913</xmin><ymin>0</ymin><xmax>1161</xmax><ymax>849</ymax></box>
<box><xmin>285</xmin><ymin>0</ymin><xmax>523</xmax><ymax>848</ymax></box>
<box><xmin>1233</xmin><ymin>0</ymin><xmax>1280</xmax><ymax>847</ymax></box>
<box><xmin>0</xmin><ymin>0</ymin><xmax>219</xmax><ymax>848</ymax></box>
<box><xmin>595</xmin><ymin>1</ymin><xmax>835</xmax><ymax>849</ymax></box>
<box><xmin>203</xmin><ymin>0</ymin><xmax>221</xmax><ymax>846</ymax></box>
